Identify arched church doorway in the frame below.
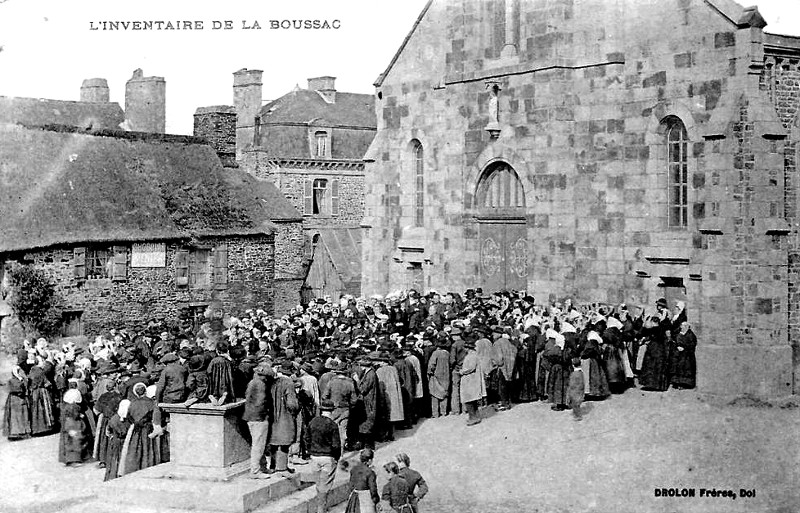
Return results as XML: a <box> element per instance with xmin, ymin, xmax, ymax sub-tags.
<box><xmin>475</xmin><ymin>161</ymin><xmax>528</xmax><ymax>291</ymax></box>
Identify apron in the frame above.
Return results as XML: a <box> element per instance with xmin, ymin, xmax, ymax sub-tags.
<box><xmin>346</xmin><ymin>489</ymin><xmax>377</xmax><ymax>513</ymax></box>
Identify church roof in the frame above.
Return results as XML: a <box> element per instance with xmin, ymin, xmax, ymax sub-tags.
<box><xmin>258</xmin><ymin>89</ymin><xmax>375</xmax><ymax>129</ymax></box>
<box><xmin>0</xmin><ymin>123</ymin><xmax>301</xmax><ymax>253</ymax></box>
<box><xmin>0</xmin><ymin>96</ymin><xmax>125</xmax><ymax>130</ymax></box>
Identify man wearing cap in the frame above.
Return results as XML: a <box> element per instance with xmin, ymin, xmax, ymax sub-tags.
<box><xmin>427</xmin><ymin>334</ymin><xmax>451</xmax><ymax>417</ymax></box>
<box><xmin>243</xmin><ymin>363</ymin><xmax>275</xmax><ymax>479</ymax></box>
<box><xmin>269</xmin><ymin>360</ymin><xmax>300</xmax><ymax>475</ymax></box>
<box><xmin>321</xmin><ymin>360</ymin><xmax>358</xmax><ymax>451</ymax></box>
<box><xmin>459</xmin><ymin>333</ymin><xmax>486</xmax><ymax>426</ymax></box>
<box><xmin>355</xmin><ymin>356</ymin><xmax>379</xmax><ymax>450</ymax></box>
<box><xmin>304</xmin><ymin>400</ymin><xmax>341</xmax><ymax>513</ymax></box>
<box><xmin>449</xmin><ymin>328</ymin><xmax>468</xmax><ymax>415</ymax></box>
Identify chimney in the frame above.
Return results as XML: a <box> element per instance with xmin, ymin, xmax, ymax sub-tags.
<box><xmin>233</xmin><ymin>68</ymin><xmax>263</xmax><ymax>161</ymax></box>
<box><xmin>307</xmin><ymin>76</ymin><xmax>336</xmax><ymax>103</ymax></box>
<box><xmin>80</xmin><ymin>78</ymin><xmax>110</xmax><ymax>102</ymax></box>
<box><xmin>124</xmin><ymin>68</ymin><xmax>166</xmax><ymax>133</ymax></box>
<box><xmin>194</xmin><ymin>106</ymin><xmax>237</xmax><ymax>168</ymax></box>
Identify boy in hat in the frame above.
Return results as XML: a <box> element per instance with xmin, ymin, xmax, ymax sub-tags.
<box><xmin>304</xmin><ymin>400</ymin><xmax>341</xmax><ymax>513</ymax></box>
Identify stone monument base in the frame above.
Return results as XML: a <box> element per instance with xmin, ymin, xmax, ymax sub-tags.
<box><xmin>100</xmin><ymin>464</ymin><xmax>310</xmax><ymax>513</ymax></box>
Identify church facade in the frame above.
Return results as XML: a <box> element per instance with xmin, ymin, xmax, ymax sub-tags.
<box><xmin>361</xmin><ymin>0</ymin><xmax>800</xmax><ymax>397</ymax></box>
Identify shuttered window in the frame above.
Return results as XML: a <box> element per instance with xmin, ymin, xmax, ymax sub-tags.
<box><xmin>313</xmin><ymin>178</ymin><xmax>328</xmax><ymax>215</ymax></box>
<box><xmin>112</xmin><ymin>245</ymin><xmax>128</xmax><ymax>282</ymax></box>
<box><xmin>213</xmin><ymin>243</ymin><xmax>228</xmax><ymax>289</ymax></box>
<box><xmin>87</xmin><ymin>247</ymin><xmax>110</xmax><ymax>279</ymax></box>
<box><xmin>189</xmin><ymin>248</ymin><xmax>211</xmax><ymax>287</ymax></box>
<box><xmin>304</xmin><ymin>179</ymin><xmax>313</xmax><ymax>216</ymax></box>
<box><xmin>331</xmin><ymin>179</ymin><xmax>339</xmax><ymax>217</ymax></box>
<box><xmin>73</xmin><ymin>247</ymin><xmax>86</xmax><ymax>282</ymax></box>
<box><xmin>175</xmin><ymin>249</ymin><xmax>189</xmax><ymax>288</ymax></box>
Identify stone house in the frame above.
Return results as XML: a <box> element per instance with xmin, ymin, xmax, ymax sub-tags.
<box><xmin>0</xmin><ymin>77</ymin><xmax>303</xmax><ymax>344</ymax></box>
<box><xmin>235</xmin><ymin>71</ymin><xmax>376</xmax><ymax>300</ymax></box>
<box><xmin>361</xmin><ymin>0</ymin><xmax>800</xmax><ymax>398</ymax></box>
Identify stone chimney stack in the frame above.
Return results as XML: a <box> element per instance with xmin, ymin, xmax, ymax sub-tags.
<box><xmin>307</xmin><ymin>76</ymin><xmax>336</xmax><ymax>103</ymax></box>
<box><xmin>124</xmin><ymin>68</ymin><xmax>166</xmax><ymax>133</ymax></box>
<box><xmin>80</xmin><ymin>78</ymin><xmax>110</xmax><ymax>102</ymax></box>
<box><xmin>233</xmin><ymin>68</ymin><xmax>263</xmax><ymax>161</ymax></box>
<box><xmin>194</xmin><ymin>106</ymin><xmax>237</xmax><ymax>168</ymax></box>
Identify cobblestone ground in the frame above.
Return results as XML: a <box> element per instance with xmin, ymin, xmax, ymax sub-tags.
<box><xmin>1</xmin><ymin>356</ymin><xmax>798</xmax><ymax>513</ymax></box>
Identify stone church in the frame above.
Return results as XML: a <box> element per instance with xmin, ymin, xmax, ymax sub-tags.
<box><xmin>361</xmin><ymin>0</ymin><xmax>800</xmax><ymax>398</ymax></box>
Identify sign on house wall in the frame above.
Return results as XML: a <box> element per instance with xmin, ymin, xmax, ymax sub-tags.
<box><xmin>131</xmin><ymin>243</ymin><xmax>166</xmax><ymax>267</ymax></box>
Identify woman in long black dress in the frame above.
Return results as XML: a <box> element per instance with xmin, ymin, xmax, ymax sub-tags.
<box><xmin>58</xmin><ymin>388</ymin><xmax>87</xmax><ymax>466</ymax></box>
<box><xmin>29</xmin><ymin>356</ymin><xmax>57</xmax><ymax>436</ymax></box>
<box><xmin>104</xmin><ymin>399</ymin><xmax>131</xmax><ymax>481</ymax></box>
<box><xmin>3</xmin><ymin>366</ymin><xmax>31</xmax><ymax>440</ymax></box>
<box><xmin>670</xmin><ymin>321</ymin><xmax>697</xmax><ymax>389</ymax></box>
<box><xmin>638</xmin><ymin>316</ymin><xmax>671</xmax><ymax>391</ymax></box>
<box><xmin>121</xmin><ymin>382</ymin><xmax>163</xmax><ymax>476</ymax></box>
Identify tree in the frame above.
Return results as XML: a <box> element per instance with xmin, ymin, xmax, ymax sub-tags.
<box><xmin>7</xmin><ymin>264</ymin><xmax>62</xmax><ymax>340</ymax></box>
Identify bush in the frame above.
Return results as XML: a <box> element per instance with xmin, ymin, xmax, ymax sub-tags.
<box><xmin>6</xmin><ymin>264</ymin><xmax>62</xmax><ymax>341</ymax></box>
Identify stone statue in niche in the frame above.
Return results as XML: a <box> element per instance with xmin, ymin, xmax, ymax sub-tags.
<box><xmin>485</xmin><ymin>81</ymin><xmax>502</xmax><ymax>138</ymax></box>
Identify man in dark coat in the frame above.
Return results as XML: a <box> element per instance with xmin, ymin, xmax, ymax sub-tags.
<box><xmin>356</xmin><ymin>357</ymin><xmax>379</xmax><ymax>449</ymax></box>
<box><xmin>155</xmin><ymin>353</ymin><xmax>187</xmax><ymax>404</ymax></box>
<box><xmin>243</xmin><ymin>363</ymin><xmax>275</xmax><ymax>478</ymax></box>
<box><xmin>427</xmin><ymin>337</ymin><xmax>450</xmax><ymax>417</ymax></box>
<box><xmin>449</xmin><ymin>329</ymin><xmax>467</xmax><ymax>415</ymax></box>
<box><xmin>322</xmin><ymin>361</ymin><xmax>358</xmax><ymax>451</ymax></box>
<box><xmin>393</xmin><ymin>349</ymin><xmax>416</xmax><ymax>428</ymax></box>
<box><xmin>269</xmin><ymin>361</ymin><xmax>300</xmax><ymax>475</ymax></box>
<box><xmin>304</xmin><ymin>400</ymin><xmax>341</xmax><ymax>513</ymax></box>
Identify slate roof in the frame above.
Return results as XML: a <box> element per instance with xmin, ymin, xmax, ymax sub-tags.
<box><xmin>316</xmin><ymin>227</ymin><xmax>362</xmax><ymax>287</ymax></box>
<box><xmin>0</xmin><ymin>123</ymin><xmax>301</xmax><ymax>253</ymax></box>
<box><xmin>0</xmin><ymin>96</ymin><xmax>125</xmax><ymax>130</ymax></box>
<box><xmin>258</xmin><ymin>89</ymin><xmax>375</xmax><ymax>129</ymax></box>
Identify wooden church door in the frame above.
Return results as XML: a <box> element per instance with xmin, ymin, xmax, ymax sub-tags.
<box><xmin>475</xmin><ymin>162</ymin><xmax>528</xmax><ymax>292</ymax></box>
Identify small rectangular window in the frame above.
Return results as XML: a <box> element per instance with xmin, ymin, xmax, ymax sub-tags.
<box><xmin>86</xmin><ymin>247</ymin><xmax>111</xmax><ymax>279</ymax></box>
<box><xmin>189</xmin><ymin>248</ymin><xmax>211</xmax><ymax>287</ymax></box>
<box><xmin>313</xmin><ymin>178</ymin><xmax>328</xmax><ymax>215</ymax></box>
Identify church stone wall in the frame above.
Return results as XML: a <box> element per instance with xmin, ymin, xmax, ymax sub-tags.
<box><xmin>363</xmin><ymin>0</ymin><xmax>798</xmax><ymax>397</ymax></box>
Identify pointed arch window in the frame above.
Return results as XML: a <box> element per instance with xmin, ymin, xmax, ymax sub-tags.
<box><xmin>476</xmin><ymin>162</ymin><xmax>525</xmax><ymax>209</ymax></box>
<box><xmin>666</xmin><ymin>117</ymin><xmax>688</xmax><ymax>228</ymax></box>
<box><xmin>412</xmin><ymin>140</ymin><xmax>424</xmax><ymax>227</ymax></box>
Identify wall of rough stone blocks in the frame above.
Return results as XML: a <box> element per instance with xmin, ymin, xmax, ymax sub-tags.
<box><xmin>3</xmin><ymin>235</ymin><xmax>276</xmax><ymax>338</ymax></box>
<box><xmin>761</xmin><ymin>52</ymin><xmax>800</xmax><ymax>392</ymax></box>
<box><xmin>242</xmin><ymin>151</ymin><xmax>365</xmax><ymax>227</ymax></box>
<box><xmin>362</xmin><ymin>0</ymin><xmax>798</xmax><ymax>396</ymax></box>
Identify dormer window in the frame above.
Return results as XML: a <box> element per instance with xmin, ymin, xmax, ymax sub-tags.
<box><xmin>315</xmin><ymin>131</ymin><xmax>328</xmax><ymax>158</ymax></box>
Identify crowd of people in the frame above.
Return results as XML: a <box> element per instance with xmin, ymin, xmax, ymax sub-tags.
<box><xmin>2</xmin><ymin>288</ymin><xmax>697</xmax><ymax>512</ymax></box>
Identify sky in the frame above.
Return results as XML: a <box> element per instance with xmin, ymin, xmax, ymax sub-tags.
<box><xmin>0</xmin><ymin>0</ymin><xmax>798</xmax><ymax>135</ymax></box>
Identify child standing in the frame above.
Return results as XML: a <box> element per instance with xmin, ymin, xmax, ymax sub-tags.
<box><xmin>567</xmin><ymin>357</ymin><xmax>585</xmax><ymax>421</ymax></box>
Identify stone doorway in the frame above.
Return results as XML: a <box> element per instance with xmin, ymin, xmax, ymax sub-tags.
<box><xmin>474</xmin><ymin>161</ymin><xmax>528</xmax><ymax>292</ymax></box>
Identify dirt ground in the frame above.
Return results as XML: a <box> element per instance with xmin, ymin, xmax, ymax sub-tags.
<box><xmin>0</xmin><ymin>357</ymin><xmax>797</xmax><ymax>513</ymax></box>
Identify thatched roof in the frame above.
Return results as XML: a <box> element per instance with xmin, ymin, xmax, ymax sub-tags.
<box><xmin>0</xmin><ymin>123</ymin><xmax>301</xmax><ymax>253</ymax></box>
<box><xmin>0</xmin><ymin>96</ymin><xmax>125</xmax><ymax>130</ymax></box>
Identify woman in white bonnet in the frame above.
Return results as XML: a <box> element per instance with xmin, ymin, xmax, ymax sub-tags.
<box><xmin>58</xmin><ymin>387</ymin><xmax>87</xmax><ymax>466</ymax></box>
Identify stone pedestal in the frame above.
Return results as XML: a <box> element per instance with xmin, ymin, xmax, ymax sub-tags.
<box><xmin>159</xmin><ymin>399</ymin><xmax>251</xmax><ymax>480</ymax></box>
